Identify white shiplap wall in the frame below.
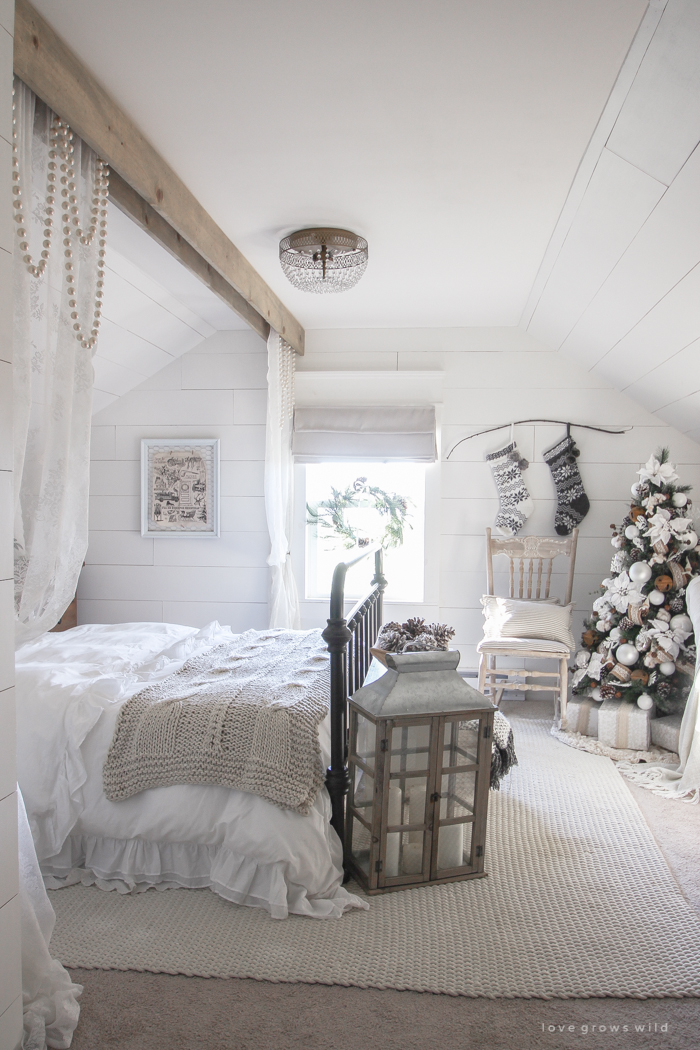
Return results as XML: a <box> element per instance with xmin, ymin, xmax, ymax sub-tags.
<box><xmin>80</xmin><ymin>329</ymin><xmax>271</xmax><ymax>631</ymax></box>
<box><xmin>83</xmin><ymin>324</ymin><xmax>700</xmax><ymax>676</ymax></box>
<box><xmin>299</xmin><ymin>328</ymin><xmax>700</xmax><ymax>669</ymax></box>
<box><xmin>0</xmin><ymin>2</ymin><xmax>22</xmax><ymax>1046</ymax></box>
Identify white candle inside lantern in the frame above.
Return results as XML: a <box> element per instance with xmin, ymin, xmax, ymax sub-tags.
<box><xmin>385</xmin><ymin>784</ymin><xmax>402</xmax><ymax>877</ymax></box>
<box><xmin>437</xmin><ymin>822</ymin><xmax>464</xmax><ymax>870</ymax></box>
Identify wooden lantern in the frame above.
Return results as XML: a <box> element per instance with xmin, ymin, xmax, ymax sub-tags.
<box><xmin>346</xmin><ymin>651</ymin><xmax>495</xmax><ymax>893</ymax></box>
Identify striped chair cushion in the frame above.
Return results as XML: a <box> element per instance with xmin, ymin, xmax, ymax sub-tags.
<box><xmin>481</xmin><ymin>596</ymin><xmax>575</xmax><ymax>650</ymax></box>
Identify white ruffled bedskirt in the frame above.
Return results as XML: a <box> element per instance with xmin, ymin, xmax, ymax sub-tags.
<box><xmin>42</xmin><ymin>833</ymin><xmax>364</xmax><ymax>920</ymax></box>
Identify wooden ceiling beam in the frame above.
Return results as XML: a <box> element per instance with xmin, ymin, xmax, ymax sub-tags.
<box><xmin>13</xmin><ymin>0</ymin><xmax>304</xmax><ymax>353</ymax></box>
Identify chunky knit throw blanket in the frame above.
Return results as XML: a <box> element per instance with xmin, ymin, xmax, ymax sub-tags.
<box><xmin>487</xmin><ymin>710</ymin><xmax>518</xmax><ymax>789</ymax></box>
<box><xmin>103</xmin><ymin>629</ymin><xmax>330</xmax><ymax>814</ymax></box>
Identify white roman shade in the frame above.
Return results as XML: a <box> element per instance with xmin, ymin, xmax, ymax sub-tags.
<box><xmin>293</xmin><ymin>405</ymin><xmax>437</xmax><ymax>462</ymax></box>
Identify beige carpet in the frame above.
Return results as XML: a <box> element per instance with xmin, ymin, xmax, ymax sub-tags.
<box><xmin>50</xmin><ymin>713</ymin><xmax>700</xmax><ymax>999</ymax></box>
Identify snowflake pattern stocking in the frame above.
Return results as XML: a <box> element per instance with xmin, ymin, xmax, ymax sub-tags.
<box><xmin>485</xmin><ymin>441</ymin><xmax>534</xmax><ymax>537</ymax></box>
<box><xmin>543</xmin><ymin>432</ymin><xmax>590</xmax><ymax>536</ymax></box>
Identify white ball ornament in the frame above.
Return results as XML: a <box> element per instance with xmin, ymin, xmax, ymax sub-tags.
<box><xmin>624</xmin><ymin>524</ymin><xmax>640</xmax><ymax>540</ymax></box>
<box><xmin>608</xmin><ymin>627</ymin><xmax>623</xmax><ymax>642</ymax></box>
<box><xmin>670</xmin><ymin>614</ymin><xmax>692</xmax><ymax>633</ymax></box>
<box><xmin>672</xmin><ymin>492</ymin><xmax>688</xmax><ymax>508</ymax></box>
<box><xmin>631</xmin><ymin>483</ymin><xmax>643</xmax><ymax>498</ymax></box>
<box><xmin>615</xmin><ymin>643</ymin><xmax>639</xmax><ymax>666</ymax></box>
<box><xmin>636</xmin><ymin>694</ymin><xmax>654</xmax><ymax>711</ymax></box>
<box><xmin>628</xmin><ymin>562</ymin><xmax>652</xmax><ymax>585</ymax></box>
<box><xmin>682</xmin><ymin>530</ymin><xmax>698</xmax><ymax>550</ymax></box>
<box><xmin>659</xmin><ymin>661</ymin><xmax>676</xmax><ymax>676</ymax></box>
<box><xmin>648</xmin><ymin>590</ymin><xmax>666</xmax><ymax>606</ymax></box>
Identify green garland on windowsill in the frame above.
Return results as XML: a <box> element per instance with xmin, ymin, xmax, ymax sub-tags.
<box><xmin>307</xmin><ymin>477</ymin><xmax>413</xmax><ymax>550</ymax></box>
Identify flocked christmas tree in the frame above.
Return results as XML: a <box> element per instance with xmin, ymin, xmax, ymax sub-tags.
<box><xmin>572</xmin><ymin>449</ymin><xmax>698</xmax><ymax>714</ymax></box>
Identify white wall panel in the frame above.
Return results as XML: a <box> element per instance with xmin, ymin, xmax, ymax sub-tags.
<box><xmin>623</xmin><ymin>337</ymin><xmax>700</xmax><ymax>414</ymax></box>
<box><xmin>529</xmin><ymin>149</ymin><xmax>666</xmax><ymax>350</ymax></box>
<box><xmin>0</xmin><ymin>995</ymin><xmax>22</xmax><ymax>1050</ymax></box>
<box><xmin>94</xmin><ymin>389</ymin><xmax>235</xmax><ymax>427</ymax></box>
<box><xmin>0</xmin><ymin>792</ymin><xmax>18</xmax><ymax>910</ymax></box>
<box><xmin>656</xmin><ymin>391</ymin><xmax>700</xmax><ymax>433</ymax></box>
<box><xmin>233</xmin><ymin>389</ymin><xmax>267</xmax><ymax>425</ymax></box>
<box><xmin>84</xmin><ymin>332</ymin><xmax>271</xmax><ymax>629</ymax></box>
<box><xmin>0</xmin><ymin>897</ymin><xmax>20</xmax><ymax>1025</ymax></box>
<box><xmin>92</xmin><ymin>354</ymin><xmax>151</xmax><ymax>399</ymax></box>
<box><xmin>0</xmin><ymin>250</ymin><xmax>10</xmax><ymax>365</ymax></box>
<box><xmin>0</xmin><ymin>688</ymin><xmax>15</xmax><ymax>800</ymax></box>
<box><xmin>95</xmin><ymin>316</ymin><xmax>175</xmax><ymax>377</ymax></box>
<box><xmin>91</xmin><ymin>390</ymin><xmax>118</xmax><ymax>416</ymax></box>
<box><xmin>0</xmin><ymin>363</ymin><xmax>11</xmax><ymax>472</ymax></box>
<box><xmin>593</xmin><ymin>264</ymin><xmax>700</xmax><ymax>390</ymax></box>
<box><xmin>182</xmin><ymin>353</ymin><xmax>267</xmax><ymax>390</ymax></box>
<box><xmin>0</xmin><ymin>137</ymin><xmax>10</xmax><ymax>252</ymax></box>
<box><xmin>560</xmin><ymin>142</ymin><xmax>700</xmax><ymax>368</ymax></box>
<box><xmin>606</xmin><ymin>0</ymin><xmax>700</xmax><ymax>186</ymax></box>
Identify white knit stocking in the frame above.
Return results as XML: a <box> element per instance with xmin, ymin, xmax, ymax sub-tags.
<box><xmin>486</xmin><ymin>441</ymin><xmax>534</xmax><ymax>537</ymax></box>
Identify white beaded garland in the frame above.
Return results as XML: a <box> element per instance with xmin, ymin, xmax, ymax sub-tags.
<box><xmin>12</xmin><ymin>94</ymin><xmax>109</xmax><ymax>352</ymax></box>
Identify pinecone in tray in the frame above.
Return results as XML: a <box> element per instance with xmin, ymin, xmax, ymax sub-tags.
<box><xmin>375</xmin><ymin>618</ymin><xmax>456</xmax><ymax>654</ymax></box>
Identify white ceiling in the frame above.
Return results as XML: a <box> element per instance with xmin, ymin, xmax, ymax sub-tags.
<box><xmin>30</xmin><ymin>0</ymin><xmax>647</xmax><ymax>330</ymax></box>
<box><xmin>525</xmin><ymin>0</ymin><xmax>700</xmax><ymax>444</ymax></box>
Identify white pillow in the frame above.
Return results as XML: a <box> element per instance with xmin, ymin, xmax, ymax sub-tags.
<box><xmin>481</xmin><ymin>596</ymin><xmax>575</xmax><ymax>649</ymax></box>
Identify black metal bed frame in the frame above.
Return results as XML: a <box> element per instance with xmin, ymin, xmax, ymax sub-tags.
<box><xmin>322</xmin><ymin>547</ymin><xmax>386</xmax><ymax>866</ymax></box>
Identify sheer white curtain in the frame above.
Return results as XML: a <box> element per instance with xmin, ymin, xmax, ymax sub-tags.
<box><xmin>13</xmin><ymin>80</ymin><xmax>107</xmax><ymax>645</ymax></box>
<box><xmin>18</xmin><ymin>790</ymin><xmax>81</xmax><ymax>1050</ymax></box>
<box><xmin>264</xmin><ymin>331</ymin><xmax>301</xmax><ymax>628</ymax></box>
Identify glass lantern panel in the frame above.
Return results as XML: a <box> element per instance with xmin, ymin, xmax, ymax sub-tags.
<box><xmin>443</xmin><ymin>719</ymin><xmax>479</xmax><ymax>768</ymax></box>
<box><xmin>355</xmin><ymin>712</ymin><xmax>376</xmax><ymax>773</ymax></box>
<box><xmin>353</xmin><ymin>768</ymin><xmax>374</xmax><ymax>815</ymax></box>
<box><xmin>436</xmin><ymin>821</ymin><xmax>473</xmax><ymax>872</ymax></box>
<box><xmin>439</xmin><ymin>771</ymin><xmax>476</xmax><ymax>820</ymax></box>
<box><xmin>385</xmin><ymin>830</ymin><xmax>426</xmax><ymax>878</ymax></box>
<box><xmin>390</xmin><ymin>724</ymin><xmax>431</xmax><ymax>774</ymax></box>
<box><xmin>385</xmin><ymin>773</ymin><xmax>428</xmax><ymax>878</ymax></box>
<box><xmin>351</xmin><ymin>816</ymin><xmax>372</xmax><ymax>875</ymax></box>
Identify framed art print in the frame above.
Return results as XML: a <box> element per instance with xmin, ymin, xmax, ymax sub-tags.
<box><xmin>141</xmin><ymin>439</ymin><xmax>220</xmax><ymax>538</ymax></box>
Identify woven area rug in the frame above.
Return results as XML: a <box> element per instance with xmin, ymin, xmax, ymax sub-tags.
<box><xmin>49</xmin><ymin>714</ymin><xmax>700</xmax><ymax>999</ymax></box>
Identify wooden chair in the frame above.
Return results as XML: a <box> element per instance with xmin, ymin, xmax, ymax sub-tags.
<box><xmin>477</xmin><ymin>528</ymin><xmax>579</xmax><ymax>725</ymax></box>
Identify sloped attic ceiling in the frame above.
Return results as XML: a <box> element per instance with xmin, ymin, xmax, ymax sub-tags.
<box><xmin>524</xmin><ymin>0</ymin><xmax>700</xmax><ymax>445</ymax></box>
<box><xmin>93</xmin><ymin>203</ymin><xmax>248</xmax><ymax>415</ymax></box>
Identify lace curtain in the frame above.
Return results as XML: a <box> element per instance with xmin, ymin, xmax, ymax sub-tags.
<box><xmin>264</xmin><ymin>331</ymin><xmax>301</xmax><ymax>628</ymax></box>
<box><xmin>13</xmin><ymin>80</ymin><xmax>108</xmax><ymax>645</ymax></box>
<box><xmin>18</xmin><ymin>789</ymin><xmax>81</xmax><ymax>1050</ymax></box>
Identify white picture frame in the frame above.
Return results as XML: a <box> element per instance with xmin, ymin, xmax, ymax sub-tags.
<box><xmin>141</xmin><ymin>439</ymin><xmax>220</xmax><ymax>538</ymax></box>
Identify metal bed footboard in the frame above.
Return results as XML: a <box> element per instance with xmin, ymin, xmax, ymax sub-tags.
<box><xmin>322</xmin><ymin>547</ymin><xmax>386</xmax><ymax>867</ymax></box>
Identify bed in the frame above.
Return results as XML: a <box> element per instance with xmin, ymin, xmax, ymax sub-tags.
<box><xmin>16</xmin><ymin>549</ymin><xmax>386</xmax><ymax>920</ymax></box>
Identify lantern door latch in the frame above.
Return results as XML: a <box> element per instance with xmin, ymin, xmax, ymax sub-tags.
<box><xmin>483</xmin><ymin>725</ymin><xmax>492</xmax><ymax>739</ymax></box>
<box><xmin>430</xmin><ymin>792</ymin><xmax>440</xmax><ymax>803</ymax></box>
<box><xmin>375</xmin><ymin>859</ymin><xmax>383</xmax><ymax>873</ymax></box>
<box><xmin>380</xmin><ymin>739</ymin><xmax>389</xmax><ymax>752</ymax></box>
<box><xmin>476</xmin><ymin>845</ymin><xmax>484</xmax><ymax>858</ymax></box>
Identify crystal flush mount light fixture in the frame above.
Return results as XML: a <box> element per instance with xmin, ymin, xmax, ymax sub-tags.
<box><xmin>279</xmin><ymin>227</ymin><xmax>368</xmax><ymax>293</ymax></box>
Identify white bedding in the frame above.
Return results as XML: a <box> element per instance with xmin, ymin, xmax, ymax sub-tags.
<box><xmin>15</xmin><ymin>621</ymin><xmax>367</xmax><ymax>919</ymax></box>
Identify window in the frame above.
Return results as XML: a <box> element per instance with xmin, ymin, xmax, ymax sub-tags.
<box><xmin>305</xmin><ymin>461</ymin><xmax>426</xmax><ymax>602</ymax></box>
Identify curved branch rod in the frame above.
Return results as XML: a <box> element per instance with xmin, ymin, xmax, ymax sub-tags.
<box><xmin>445</xmin><ymin>419</ymin><xmax>632</xmax><ymax>460</ymax></box>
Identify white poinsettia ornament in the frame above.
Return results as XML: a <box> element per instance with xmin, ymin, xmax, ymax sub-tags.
<box><xmin>638</xmin><ymin>454</ymin><xmax>679</xmax><ymax>487</ymax></box>
<box><xmin>600</xmin><ymin>571</ymin><xmax>644</xmax><ymax>614</ymax></box>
